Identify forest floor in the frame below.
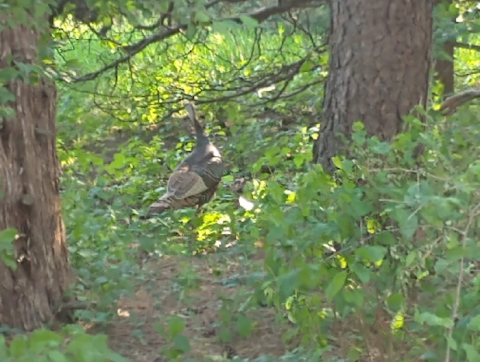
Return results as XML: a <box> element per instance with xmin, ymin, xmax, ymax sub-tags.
<box><xmin>80</xmin><ymin>125</ymin><xmax>295</xmax><ymax>362</ymax></box>
<box><xmin>92</xmin><ymin>249</ymin><xmax>291</xmax><ymax>362</ymax></box>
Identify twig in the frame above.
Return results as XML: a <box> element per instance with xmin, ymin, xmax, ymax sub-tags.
<box><xmin>453</xmin><ymin>41</ymin><xmax>480</xmax><ymax>53</ymax></box>
<box><xmin>71</xmin><ymin>0</ymin><xmax>318</xmax><ymax>83</ymax></box>
<box><xmin>444</xmin><ymin>201</ymin><xmax>480</xmax><ymax>362</ymax></box>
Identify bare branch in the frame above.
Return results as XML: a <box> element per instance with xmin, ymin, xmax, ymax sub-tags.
<box><xmin>70</xmin><ymin>0</ymin><xmax>320</xmax><ymax>83</ymax></box>
<box><xmin>454</xmin><ymin>41</ymin><xmax>480</xmax><ymax>53</ymax></box>
<box><xmin>439</xmin><ymin>89</ymin><xmax>480</xmax><ymax>115</ymax></box>
<box><xmin>444</xmin><ymin>201</ymin><xmax>480</xmax><ymax>362</ymax></box>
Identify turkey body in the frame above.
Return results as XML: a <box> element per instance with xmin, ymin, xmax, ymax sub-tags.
<box><xmin>146</xmin><ymin>103</ymin><xmax>224</xmax><ymax>216</ymax></box>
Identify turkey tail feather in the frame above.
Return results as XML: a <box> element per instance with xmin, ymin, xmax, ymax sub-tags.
<box><xmin>146</xmin><ymin>198</ymin><xmax>171</xmax><ymax>216</ymax></box>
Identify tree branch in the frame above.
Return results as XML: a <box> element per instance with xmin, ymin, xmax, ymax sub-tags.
<box><xmin>439</xmin><ymin>89</ymin><xmax>480</xmax><ymax>115</ymax></box>
<box><xmin>454</xmin><ymin>41</ymin><xmax>480</xmax><ymax>53</ymax></box>
<box><xmin>70</xmin><ymin>0</ymin><xmax>318</xmax><ymax>83</ymax></box>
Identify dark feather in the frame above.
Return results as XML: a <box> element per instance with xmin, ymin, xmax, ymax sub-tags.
<box><xmin>146</xmin><ymin>102</ymin><xmax>224</xmax><ymax>217</ymax></box>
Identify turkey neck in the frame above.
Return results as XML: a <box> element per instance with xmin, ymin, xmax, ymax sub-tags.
<box><xmin>193</xmin><ymin>117</ymin><xmax>209</xmax><ymax>148</ymax></box>
<box><xmin>185</xmin><ymin>102</ymin><xmax>209</xmax><ymax>148</ymax></box>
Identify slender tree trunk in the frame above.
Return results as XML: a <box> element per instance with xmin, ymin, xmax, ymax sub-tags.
<box><xmin>434</xmin><ymin>0</ymin><xmax>455</xmax><ymax>96</ymax></box>
<box><xmin>0</xmin><ymin>19</ymin><xmax>70</xmax><ymax>330</ymax></box>
<box><xmin>435</xmin><ymin>41</ymin><xmax>454</xmax><ymax>96</ymax></box>
<box><xmin>313</xmin><ymin>0</ymin><xmax>433</xmax><ymax>171</ymax></box>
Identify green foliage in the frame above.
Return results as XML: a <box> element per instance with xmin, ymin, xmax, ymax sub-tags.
<box><xmin>2</xmin><ymin>0</ymin><xmax>480</xmax><ymax>361</ymax></box>
<box><xmin>247</xmin><ymin>110</ymin><xmax>480</xmax><ymax>360</ymax></box>
<box><xmin>0</xmin><ymin>228</ymin><xmax>17</xmax><ymax>270</ymax></box>
<box><xmin>0</xmin><ymin>325</ymin><xmax>127</xmax><ymax>362</ymax></box>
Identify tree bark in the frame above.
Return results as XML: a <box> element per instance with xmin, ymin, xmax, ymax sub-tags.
<box><xmin>435</xmin><ymin>40</ymin><xmax>454</xmax><ymax>96</ymax></box>
<box><xmin>434</xmin><ymin>0</ymin><xmax>455</xmax><ymax>96</ymax></box>
<box><xmin>0</xmin><ymin>20</ymin><xmax>70</xmax><ymax>330</ymax></box>
<box><xmin>313</xmin><ymin>0</ymin><xmax>433</xmax><ymax>171</ymax></box>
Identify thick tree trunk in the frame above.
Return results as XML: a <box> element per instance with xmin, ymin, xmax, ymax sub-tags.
<box><xmin>313</xmin><ymin>0</ymin><xmax>433</xmax><ymax>171</ymax></box>
<box><xmin>0</xmin><ymin>22</ymin><xmax>70</xmax><ymax>330</ymax></box>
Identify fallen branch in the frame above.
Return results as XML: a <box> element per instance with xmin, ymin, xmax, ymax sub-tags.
<box><xmin>439</xmin><ymin>89</ymin><xmax>480</xmax><ymax>115</ymax></box>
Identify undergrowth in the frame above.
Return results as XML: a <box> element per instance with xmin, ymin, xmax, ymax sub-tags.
<box><xmin>2</xmin><ymin>2</ymin><xmax>480</xmax><ymax>362</ymax></box>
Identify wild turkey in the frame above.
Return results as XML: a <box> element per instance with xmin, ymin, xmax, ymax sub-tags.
<box><xmin>145</xmin><ymin>102</ymin><xmax>224</xmax><ymax>216</ymax></box>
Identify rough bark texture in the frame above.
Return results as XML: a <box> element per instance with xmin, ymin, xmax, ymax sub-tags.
<box><xmin>0</xmin><ymin>21</ymin><xmax>70</xmax><ymax>330</ymax></box>
<box><xmin>313</xmin><ymin>0</ymin><xmax>433</xmax><ymax>171</ymax></box>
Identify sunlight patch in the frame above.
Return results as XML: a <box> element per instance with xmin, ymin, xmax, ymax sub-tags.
<box><xmin>238</xmin><ymin>195</ymin><xmax>254</xmax><ymax>211</ymax></box>
<box><xmin>117</xmin><ymin>309</ymin><xmax>130</xmax><ymax>318</ymax></box>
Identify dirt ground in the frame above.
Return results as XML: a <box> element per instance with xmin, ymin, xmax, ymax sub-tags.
<box><xmin>87</xmin><ymin>249</ymin><xmax>293</xmax><ymax>362</ymax></box>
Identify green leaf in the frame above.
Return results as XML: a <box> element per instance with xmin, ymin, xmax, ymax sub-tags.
<box><xmin>105</xmin><ymin>350</ymin><xmax>130</xmax><ymax>362</ymax></box>
<box><xmin>349</xmin><ymin>199</ymin><xmax>373</xmax><ymax>219</ymax></box>
<box><xmin>350</xmin><ymin>263</ymin><xmax>371</xmax><ymax>283</ymax></box>
<box><xmin>152</xmin><ymin>322</ymin><xmax>165</xmax><ymax>337</ymax></box>
<box><xmin>211</xmin><ymin>20</ymin><xmax>240</xmax><ymax>33</ymax></box>
<box><xmin>332</xmin><ymin>156</ymin><xmax>343</xmax><ymax>169</ymax></box>
<box><xmin>325</xmin><ymin>270</ymin><xmax>347</xmax><ymax>302</ymax></box>
<box><xmin>375</xmin><ymin>231</ymin><xmax>396</xmax><ymax>246</ymax></box>
<box><xmin>9</xmin><ymin>335</ymin><xmax>27</xmax><ymax>357</ymax></box>
<box><xmin>446</xmin><ymin>336</ymin><xmax>457</xmax><ymax>351</ymax></box>
<box><xmin>194</xmin><ymin>11</ymin><xmax>210</xmax><ymax>23</ymax></box>
<box><xmin>0</xmin><ymin>335</ymin><xmax>7</xmax><ymax>359</ymax></box>
<box><xmin>1</xmin><ymin>254</ymin><xmax>16</xmax><ymax>270</ymax></box>
<box><xmin>293</xmin><ymin>154</ymin><xmax>305</xmax><ymax>168</ymax></box>
<box><xmin>445</xmin><ymin>246</ymin><xmax>468</xmax><ymax>261</ymax></box>
<box><xmin>405</xmin><ymin>251</ymin><xmax>416</xmax><ymax>267</ymax></box>
<box><xmin>0</xmin><ymin>86</ymin><xmax>15</xmax><ymax>104</ymax></box>
<box><xmin>0</xmin><ymin>106</ymin><xmax>15</xmax><ymax>118</ymax></box>
<box><xmin>238</xmin><ymin>15</ymin><xmax>258</xmax><ymax>29</ymax></box>
<box><xmin>235</xmin><ymin>314</ymin><xmax>253</xmax><ymax>338</ymax></box>
<box><xmin>172</xmin><ymin>334</ymin><xmax>190</xmax><ymax>353</ymax></box>
<box><xmin>386</xmin><ymin>293</ymin><xmax>404</xmax><ymax>311</ymax></box>
<box><xmin>434</xmin><ymin>258</ymin><xmax>449</xmax><ymax>273</ymax></box>
<box><xmin>28</xmin><ymin>329</ymin><xmax>62</xmax><ymax>348</ymax></box>
<box><xmin>352</xmin><ymin>122</ymin><xmax>364</xmax><ymax>132</ymax></box>
<box><xmin>417</xmin><ymin>312</ymin><xmax>453</xmax><ymax>328</ymax></box>
<box><xmin>110</xmin><ymin>153</ymin><xmax>126</xmax><ymax>169</ymax></box>
<box><xmin>299</xmin><ymin>60</ymin><xmax>314</xmax><ymax>73</ymax></box>
<box><xmin>167</xmin><ymin>316</ymin><xmax>184</xmax><ymax>337</ymax></box>
<box><xmin>467</xmin><ymin>315</ymin><xmax>480</xmax><ymax>331</ymax></box>
<box><xmin>0</xmin><ymin>67</ymin><xmax>19</xmax><ymax>82</ymax></box>
<box><xmin>391</xmin><ymin>208</ymin><xmax>418</xmax><ymax>240</ymax></box>
<box><xmin>368</xmin><ymin>138</ymin><xmax>390</xmax><ymax>155</ymax></box>
<box><xmin>355</xmin><ymin>245</ymin><xmax>387</xmax><ymax>263</ymax></box>
<box><xmin>342</xmin><ymin>288</ymin><xmax>364</xmax><ymax>307</ymax></box>
<box><xmin>352</xmin><ymin>126</ymin><xmax>366</xmax><ymax>145</ymax></box>
<box><xmin>185</xmin><ymin>22</ymin><xmax>196</xmax><ymax>40</ymax></box>
<box><xmin>46</xmin><ymin>350</ymin><xmax>68</xmax><ymax>362</ymax></box>
<box><xmin>0</xmin><ymin>228</ymin><xmax>16</xmax><ymax>244</ymax></box>
<box><xmin>463</xmin><ymin>343</ymin><xmax>480</xmax><ymax>362</ymax></box>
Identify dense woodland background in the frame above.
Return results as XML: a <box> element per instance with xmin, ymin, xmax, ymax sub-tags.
<box><xmin>1</xmin><ymin>0</ymin><xmax>480</xmax><ymax>361</ymax></box>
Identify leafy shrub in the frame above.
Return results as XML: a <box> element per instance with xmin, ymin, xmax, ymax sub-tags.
<box><xmin>0</xmin><ymin>325</ymin><xmax>127</xmax><ymax>362</ymax></box>
<box><xmin>244</xmin><ymin>109</ymin><xmax>480</xmax><ymax>361</ymax></box>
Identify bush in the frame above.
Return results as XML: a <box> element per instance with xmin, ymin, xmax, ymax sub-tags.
<box><xmin>244</xmin><ymin>109</ymin><xmax>480</xmax><ymax>361</ymax></box>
